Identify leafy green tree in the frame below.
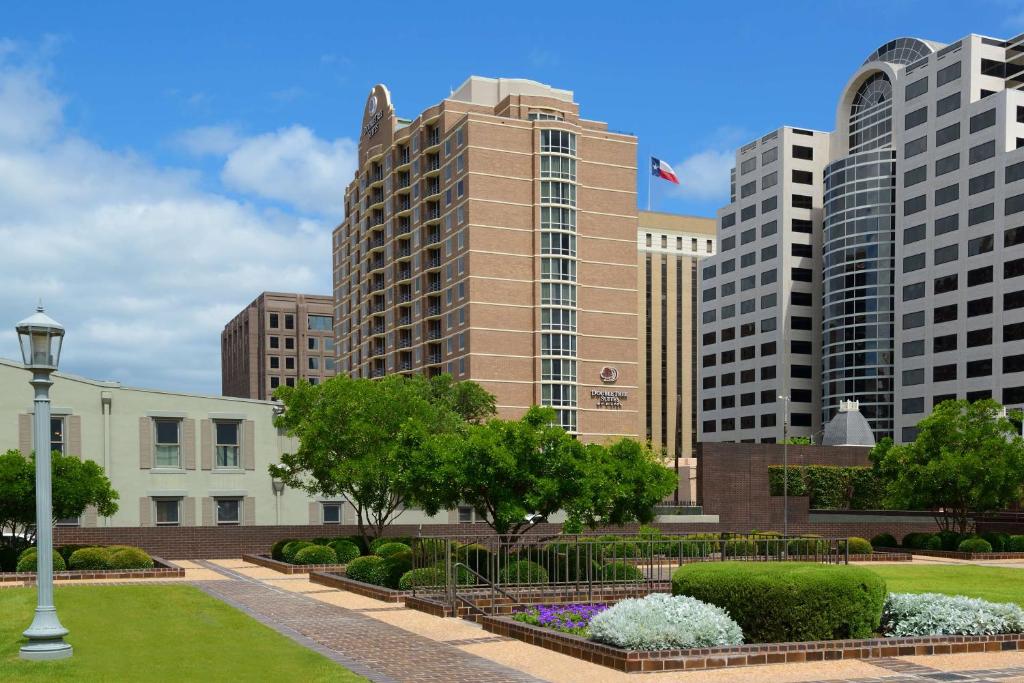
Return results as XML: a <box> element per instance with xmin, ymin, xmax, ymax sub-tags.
<box><xmin>870</xmin><ymin>399</ymin><xmax>1024</xmax><ymax>534</ymax></box>
<box><xmin>782</xmin><ymin>436</ymin><xmax>813</xmax><ymax>445</ymax></box>
<box><xmin>270</xmin><ymin>373</ymin><xmax>495</xmax><ymax>542</ymax></box>
<box><xmin>0</xmin><ymin>449</ymin><xmax>119</xmax><ymax>553</ymax></box>
<box><xmin>424</xmin><ymin>374</ymin><xmax>496</xmax><ymax>424</ymax></box>
<box><xmin>420</xmin><ymin>406</ymin><xmax>676</xmax><ymax>543</ymax></box>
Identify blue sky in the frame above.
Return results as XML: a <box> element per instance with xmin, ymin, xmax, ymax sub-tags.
<box><xmin>1</xmin><ymin>1</ymin><xmax>1023</xmax><ymax>393</ymax></box>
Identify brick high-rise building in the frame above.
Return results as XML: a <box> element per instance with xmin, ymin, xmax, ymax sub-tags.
<box><xmin>221</xmin><ymin>292</ymin><xmax>336</xmax><ymax>399</ymax></box>
<box><xmin>333</xmin><ymin>77</ymin><xmax>639</xmax><ymax>441</ymax></box>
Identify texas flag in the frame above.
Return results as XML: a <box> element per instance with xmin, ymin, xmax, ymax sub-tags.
<box><xmin>651</xmin><ymin>157</ymin><xmax>680</xmax><ymax>185</ymax></box>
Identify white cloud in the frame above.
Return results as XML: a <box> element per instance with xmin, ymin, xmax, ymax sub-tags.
<box><xmin>175</xmin><ymin>125</ymin><xmax>242</xmax><ymax>156</ymax></box>
<box><xmin>0</xmin><ymin>42</ymin><xmax>335</xmax><ymax>395</ymax></box>
<box><xmin>220</xmin><ymin>125</ymin><xmax>357</xmax><ymax>216</ymax></box>
<box><xmin>669</xmin><ymin>149</ymin><xmax>735</xmax><ymax>202</ymax></box>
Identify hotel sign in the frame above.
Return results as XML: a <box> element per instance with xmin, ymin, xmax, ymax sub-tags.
<box><xmin>592</xmin><ymin>389</ymin><xmax>628</xmax><ymax>409</ymax></box>
<box><xmin>358</xmin><ymin>84</ymin><xmax>395</xmax><ymax>166</ymax></box>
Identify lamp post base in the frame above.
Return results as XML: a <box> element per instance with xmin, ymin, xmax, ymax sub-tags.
<box><xmin>20</xmin><ymin>607</ymin><xmax>72</xmax><ymax>660</ymax></box>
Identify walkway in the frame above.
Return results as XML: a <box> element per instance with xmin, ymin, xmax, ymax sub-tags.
<box><xmin>188</xmin><ymin>559</ymin><xmax>1024</xmax><ymax>683</ymax></box>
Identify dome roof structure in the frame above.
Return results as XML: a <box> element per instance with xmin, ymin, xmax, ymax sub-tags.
<box><xmin>821</xmin><ymin>400</ymin><xmax>876</xmax><ymax>447</ymax></box>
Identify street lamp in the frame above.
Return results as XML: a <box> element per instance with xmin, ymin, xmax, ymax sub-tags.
<box><xmin>16</xmin><ymin>305</ymin><xmax>72</xmax><ymax>661</ymax></box>
<box><xmin>779</xmin><ymin>395</ymin><xmax>791</xmax><ymax>542</ymax></box>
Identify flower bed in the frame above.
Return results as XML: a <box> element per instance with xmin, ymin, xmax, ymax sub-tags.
<box><xmin>513</xmin><ymin>603</ymin><xmax>608</xmax><ymax>636</ymax></box>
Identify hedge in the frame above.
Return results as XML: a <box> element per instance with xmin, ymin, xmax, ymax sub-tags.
<box><xmin>107</xmin><ymin>547</ymin><xmax>155</xmax><ymax>570</ymax></box>
<box><xmin>345</xmin><ymin>555</ymin><xmax>386</xmax><ymax>584</ymax></box>
<box><xmin>672</xmin><ymin>562</ymin><xmax>887</xmax><ymax>643</ymax></box>
<box><xmin>281</xmin><ymin>540</ymin><xmax>313</xmax><ymax>564</ymax></box>
<box><xmin>375</xmin><ymin>542</ymin><xmax>411</xmax><ymax>559</ymax></box>
<box><xmin>379</xmin><ymin>550</ymin><xmax>413</xmax><ymax>589</ymax></box>
<box><xmin>981</xmin><ymin>532</ymin><xmax>1011</xmax><ymax>552</ymax></box>
<box><xmin>870</xmin><ymin>533</ymin><xmax>897</xmax><ymax>549</ymax></box>
<box><xmin>398</xmin><ymin>565</ymin><xmax>474</xmax><ymax>590</ymax></box>
<box><xmin>846</xmin><ymin>537</ymin><xmax>872</xmax><ymax>555</ymax></box>
<box><xmin>767</xmin><ymin>465</ymin><xmax>884</xmax><ymax>510</ymax></box>
<box><xmin>293</xmin><ymin>545</ymin><xmax>338</xmax><ymax>565</ymax></box>
<box><xmin>271</xmin><ymin>538</ymin><xmax>297</xmax><ymax>561</ymax></box>
<box><xmin>329</xmin><ymin>539</ymin><xmax>362</xmax><ymax>564</ymax></box>
<box><xmin>958</xmin><ymin>537</ymin><xmax>993</xmax><ymax>553</ymax></box>
<box><xmin>69</xmin><ymin>547</ymin><xmax>112</xmax><ymax>570</ymax></box>
<box><xmin>498</xmin><ymin>560</ymin><xmax>548</xmax><ymax>584</ymax></box>
<box><xmin>1010</xmin><ymin>535</ymin><xmax>1024</xmax><ymax>552</ymax></box>
<box><xmin>16</xmin><ymin>550</ymin><xmax>67</xmax><ymax>572</ymax></box>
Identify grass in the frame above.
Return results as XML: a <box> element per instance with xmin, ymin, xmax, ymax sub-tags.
<box><xmin>867</xmin><ymin>564</ymin><xmax>1024</xmax><ymax>606</ymax></box>
<box><xmin>0</xmin><ymin>584</ymin><xmax>365</xmax><ymax>682</ymax></box>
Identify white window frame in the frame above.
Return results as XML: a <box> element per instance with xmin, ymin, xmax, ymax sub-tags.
<box><xmin>214</xmin><ymin>421</ymin><xmax>241</xmax><ymax>470</ymax></box>
<box><xmin>153</xmin><ymin>418</ymin><xmax>182</xmax><ymax>469</ymax></box>
<box><xmin>155</xmin><ymin>498</ymin><xmax>181</xmax><ymax>527</ymax></box>
<box><xmin>322</xmin><ymin>502</ymin><xmax>342</xmax><ymax>524</ymax></box>
<box><xmin>50</xmin><ymin>416</ymin><xmax>65</xmax><ymax>455</ymax></box>
<box><xmin>215</xmin><ymin>497</ymin><xmax>242</xmax><ymax>526</ymax></box>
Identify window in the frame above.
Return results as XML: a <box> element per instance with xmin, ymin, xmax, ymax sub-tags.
<box><xmin>935</xmin><ymin>153</ymin><xmax>960</xmax><ymax>176</ymax></box>
<box><xmin>215</xmin><ymin>498</ymin><xmax>241</xmax><ymax>525</ymax></box>
<box><xmin>905</xmin><ymin>136</ymin><xmax>927</xmax><ymax>158</ymax></box>
<box><xmin>308</xmin><ymin>315</ymin><xmax>332</xmax><ymax>331</ymax></box>
<box><xmin>969</xmin><ymin>171</ymin><xmax>995</xmax><ymax>195</ymax></box>
<box><xmin>761</xmin><ymin>389</ymin><xmax>776</xmax><ymax>403</ymax></box>
<box><xmin>934</xmin><ymin>183</ymin><xmax>959</xmax><ymax>205</ymax></box>
<box><xmin>721</xmin><ymin>213</ymin><xmax>736</xmax><ymax>229</ymax></box>
<box><xmin>215</xmin><ymin>421</ymin><xmax>240</xmax><ymax>469</ymax></box>
<box><xmin>791</xmin><ymin>267</ymin><xmax>812</xmax><ymax>282</ymax></box>
<box><xmin>937</xmin><ymin>60</ymin><xmax>961</xmax><ymax>86</ymax></box>
<box><xmin>934</xmin><ymin>364</ymin><xmax>957</xmax><ymax>382</ymax></box>
<box><xmin>761</xmin><ymin>341</ymin><xmax>776</xmax><ymax>356</ymax></box>
<box><xmin>934</xmin><ymin>334</ymin><xmax>957</xmax><ymax>353</ymax></box>
<box><xmin>1006</xmin><ymin>354</ymin><xmax>1024</xmax><ymax>374</ymax></box>
<box><xmin>1007</xmin><ymin>322</ymin><xmax>1024</xmax><ymax>341</ymax></box>
<box><xmin>269</xmin><ymin>313</ymin><xmax>279</xmax><ymax>328</ymax></box>
<box><xmin>791</xmin><ymin>170</ymin><xmax>813</xmax><ymax>184</ymax></box>
<box><xmin>741</xmin><ymin>228</ymin><xmax>756</xmax><ymax>244</ymax></box>
<box><xmin>307</xmin><ymin>337</ymin><xmax>319</xmax><ymax>351</ymax></box>
<box><xmin>154</xmin><ymin>419</ymin><xmax>181</xmax><ymax>468</ymax></box>
<box><xmin>155</xmin><ymin>498</ymin><xmax>180</xmax><ymax>527</ymax></box>
<box><xmin>904</xmin><ymin>281</ymin><xmax>925</xmax><ymax>300</ymax></box>
<box><xmin>285</xmin><ymin>357</ymin><xmax>295</xmax><ymax>370</ymax></box>
<box><xmin>1007</xmin><ymin>290</ymin><xmax>1024</xmax><ymax>310</ymax></box>
<box><xmin>540</xmin><ymin>155</ymin><xmax>576</xmax><ymax>181</ymax></box>
<box><xmin>903</xmin><ymin>340</ymin><xmax>925</xmax><ymax>357</ymax></box>
<box><xmin>934</xmin><ymin>273</ymin><xmax>958</xmax><ymax>294</ymax></box>
<box><xmin>934</xmin><ymin>303</ymin><xmax>957</xmax><ymax>323</ymax></box>
<box><xmin>970</xmin><ymin>140</ymin><xmax>995</xmax><ymax>164</ymax></box>
<box><xmin>904</xmin><ymin>107</ymin><xmax>927</xmax><ymax>131</ymax></box>
<box><xmin>269</xmin><ymin>336</ymin><xmax>279</xmax><ymax>349</ymax></box>
<box><xmin>762</xmin><ymin>147</ymin><xmax>778</xmax><ymax>164</ymax></box>
<box><xmin>762</xmin><ymin>245</ymin><xmax>778</xmax><ymax>260</ymax></box>
<box><xmin>285</xmin><ymin>337</ymin><xmax>295</xmax><ymax>350</ymax></box>
<box><xmin>740</xmin><ymin>252</ymin><xmax>756</xmax><ymax>267</ymax></box>
<box><xmin>967</xmin><ymin>326</ymin><xmax>993</xmax><ymax>345</ymax></box>
<box><xmin>322</xmin><ymin>503</ymin><xmax>342</xmax><ymax>524</ymax></box>
<box><xmin>763</xmin><ymin>196</ymin><xmax>778</xmax><ymax>212</ymax></box>
<box><xmin>970</xmin><ymin>109</ymin><xmax>996</xmax><ymax>134</ymax></box>
<box><xmin>904</xmin><ymin>253</ymin><xmax>926</xmax><ymax>272</ymax></box>
<box><xmin>967</xmin><ymin>359</ymin><xmax>993</xmax><ymax>378</ymax></box>
<box><xmin>904</xmin><ymin>165</ymin><xmax>927</xmax><ymax>186</ymax></box>
<box><xmin>792</xmin><ymin>316</ymin><xmax>812</xmax><ymax>330</ymax></box>
<box><xmin>1008</xmin><ymin>161</ymin><xmax>1024</xmax><ymax>185</ymax></box>
<box><xmin>791</xmin><ymin>365</ymin><xmax>812</xmax><ymax>379</ymax></box>
<box><xmin>792</xmin><ymin>194</ymin><xmax>813</xmax><ymax>209</ymax></box>
<box><xmin>904</xmin><ymin>224</ymin><xmax>926</xmax><ymax>244</ymax></box>
<box><xmin>792</xmin><ymin>145</ymin><xmax>813</xmax><ymax>160</ymax></box>
<box><xmin>905</xmin><ymin>76</ymin><xmax>928</xmax><ymax>101</ymax></box>
<box><xmin>540</xmin><ymin>130</ymin><xmax>575</xmax><ymax>155</ymax></box>
<box><xmin>792</xmin><ymin>218</ymin><xmax>812</xmax><ymax>233</ymax></box>
<box><xmin>934</xmin><ymin>244</ymin><xmax>958</xmax><ymax>265</ymax></box>
<box><xmin>761</xmin><ymin>171</ymin><xmax>778</xmax><ymax>189</ymax></box>
<box><xmin>903</xmin><ymin>398</ymin><xmax>925</xmax><ymax>414</ymax></box>
<box><xmin>49</xmin><ymin>417</ymin><xmax>65</xmax><ymax>454</ymax></box>
<box><xmin>1008</xmin><ymin>193</ymin><xmax>1024</xmax><ymax>217</ymax></box>
<box><xmin>761</xmin><ymin>365</ymin><xmax>777</xmax><ymax>380</ymax></box>
<box><xmin>968</xmin><ymin>235</ymin><xmax>994</xmax><ymax>257</ymax></box>
<box><xmin>903</xmin><ymin>311</ymin><xmax>925</xmax><ymax>329</ymax></box>
<box><xmin>969</xmin><ymin>203</ymin><xmax>994</xmax><ymax>226</ymax></box>
<box><xmin>904</xmin><ymin>194</ymin><xmax>926</xmax><ymax>215</ymax></box>
<box><xmin>791</xmin><ymin>291</ymin><xmax>812</xmax><ymax>306</ymax></box>
<box><xmin>762</xmin><ymin>220</ymin><xmax>778</xmax><ymax>237</ymax></box>
<box><xmin>540</xmin><ymin>181</ymin><xmax>576</xmax><ymax>206</ymax></box>
<box><xmin>284</xmin><ymin>314</ymin><xmax>294</xmax><ymax>330</ymax></box>
<box><xmin>903</xmin><ymin>368</ymin><xmax>925</xmax><ymax>385</ymax></box>
<box><xmin>935</xmin><ymin>214</ymin><xmax>959</xmax><ymax>235</ymax></box>
<box><xmin>741</xmin><ymin>181</ymin><xmax>756</xmax><ymax>198</ymax></box>
<box><xmin>936</xmin><ymin>122</ymin><xmax>960</xmax><ymax>147</ymax></box>
<box><xmin>936</xmin><ymin>91</ymin><xmax>960</xmax><ymax>117</ymax></box>
<box><xmin>968</xmin><ymin>265</ymin><xmax>994</xmax><ymax>286</ymax></box>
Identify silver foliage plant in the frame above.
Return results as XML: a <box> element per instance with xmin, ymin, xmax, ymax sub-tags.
<box><xmin>882</xmin><ymin>593</ymin><xmax>1024</xmax><ymax>637</ymax></box>
<box><xmin>588</xmin><ymin>594</ymin><xmax>744</xmax><ymax>650</ymax></box>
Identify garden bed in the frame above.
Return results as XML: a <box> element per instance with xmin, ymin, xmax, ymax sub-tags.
<box><xmin>308</xmin><ymin>571</ymin><xmax>412</xmax><ymax>602</ymax></box>
<box><xmin>0</xmin><ymin>556</ymin><xmax>183</xmax><ymax>584</ymax></box>
<box><xmin>874</xmin><ymin>547</ymin><xmax>1024</xmax><ymax>561</ymax></box>
<box><xmin>479</xmin><ymin>614</ymin><xmax>1024</xmax><ymax>673</ymax></box>
<box><xmin>241</xmin><ymin>553</ymin><xmax>349</xmax><ymax>575</ymax></box>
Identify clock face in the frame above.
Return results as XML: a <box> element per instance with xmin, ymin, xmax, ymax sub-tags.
<box><xmin>368</xmin><ymin>95</ymin><xmax>378</xmax><ymax>115</ymax></box>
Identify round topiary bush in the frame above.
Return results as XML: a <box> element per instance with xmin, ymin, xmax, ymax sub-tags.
<box><xmin>16</xmin><ymin>551</ymin><xmax>67</xmax><ymax>573</ymax></box>
<box><xmin>17</xmin><ymin>546</ymin><xmax>38</xmax><ymax>563</ymax></box>
<box><xmin>271</xmin><ymin>538</ymin><xmax>298</xmax><ymax>561</ymax></box>
<box><xmin>958</xmin><ymin>537</ymin><xmax>993</xmax><ymax>553</ymax></box>
<box><xmin>369</xmin><ymin>537</ymin><xmax>411</xmax><ymax>555</ymax></box>
<box><xmin>936</xmin><ymin>530</ymin><xmax>963</xmax><ymax>551</ymax></box>
<box><xmin>846</xmin><ymin>537</ymin><xmax>873</xmax><ymax>555</ymax></box>
<box><xmin>787</xmin><ymin>536</ymin><xmax>830</xmax><ymax>556</ymax></box>
<box><xmin>870</xmin><ymin>533</ymin><xmax>897</xmax><ymax>549</ymax></box>
<box><xmin>672</xmin><ymin>561</ymin><xmax>887</xmax><ymax>643</ymax></box>
<box><xmin>293</xmin><ymin>544</ymin><xmax>338</xmax><ymax>565</ymax></box>
<box><xmin>902</xmin><ymin>532</ymin><xmax>934</xmax><ymax>550</ymax></box>
<box><xmin>1009</xmin><ymin>535</ymin><xmax>1024</xmax><ymax>552</ymax></box>
<box><xmin>379</xmin><ymin>550</ymin><xmax>413</xmax><ymax>589</ymax></box>
<box><xmin>69</xmin><ymin>547</ymin><xmax>112</xmax><ymax>570</ymax></box>
<box><xmin>107</xmin><ymin>547</ymin><xmax>155</xmax><ymax>570</ymax></box>
<box><xmin>397</xmin><ymin>565</ymin><xmax>474</xmax><ymax>590</ymax></box>
<box><xmin>981</xmin><ymin>532</ymin><xmax>1011</xmax><ymax>552</ymax></box>
<box><xmin>281</xmin><ymin>540</ymin><xmax>313</xmax><ymax>564</ymax></box>
<box><xmin>589</xmin><ymin>593</ymin><xmax>743</xmax><ymax>650</ymax></box>
<box><xmin>329</xmin><ymin>540</ymin><xmax>361</xmax><ymax>564</ymax></box>
<box><xmin>345</xmin><ymin>555</ymin><xmax>386</xmax><ymax>585</ymax></box>
<box><xmin>924</xmin><ymin>535</ymin><xmax>943</xmax><ymax>550</ymax></box>
<box><xmin>498</xmin><ymin>560</ymin><xmax>548</xmax><ymax>584</ymax></box>
<box><xmin>600</xmin><ymin>561</ymin><xmax>644</xmax><ymax>582</ymax></box>
<box><xmin>57</xmin><ymin>545</ymin><xmax>90</xmax><ymax>564</ymax></box>
<box><xmin>375</xmin><ymin>542</ymin><xmax>411</xmax><ymax>559</ymax></box>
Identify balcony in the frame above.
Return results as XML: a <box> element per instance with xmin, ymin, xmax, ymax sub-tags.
<box><xmin>398</xmin><ymin>360</ymin><xmax>413</xmax><ymax>371</ymax></box>
<box><xmin>370</xmin><ymin>299</ymin><xmax>386</xmax><ymax>313</ymax></box>
<box><xmin>397</xmin><ymin>336</ymin><xmax>412</xmax><ymax>349</ymax></box>
<box><xmin>396</xmin><ymin>148</ymin><xmax>410</xmax><ymax>166</ymax></box>
<box><xmin>369</xmin><ymin>279</ymin><xmax>385</xmax><ymax>293</ymax></box>
<box><xmin>370</xmin><ymin>322</ymin><xmax>385</xmax><ymax>335</ymax></box>
<box><xmin>371</xmin><ymin>367</ymin><xmax>386</xmax><ymax>378</ymax></box>
<box><xmin>424</xmin><ymin>251</ymin><xmax>441</xmax><ymax>269</ymax></box>
<box><xmin>423</xmin><ymin>180</ymin><xmax>440</xmax><ymax>197</ymax></box>
<box><xmin>397</xmin><ymin>312</ymin><xmax>412</xmax><ymax>326</ymax></box>
<box><xmin>425</xmin><ymin>230</ymin><xmax>441</xmax><ymax>245</ymax></box>
<box><xmin>425</xmin><ymin>302</ymin><xmax>442</xmax><ymax>316</ymax></box>
<box><xmin>396</xmin><ymin>242</ymin><xmax>411</xmax><ymax>257</ymax></box>
<box><xmin>369</xmin><ymin>256</ymin><xmax>386</xmax><ymax>271</ymax></box>
<box><xmin>426</xmin><ymin>352</ymin><xmax>442</xmax><ymax>364</ymax></box>
<box><xmin>425</xmin><ymin>129</ymin><xmax>440</xmax><ymax>148</ymax></box>
<box><xmin>423</xmin><ymin>155</ymin><xmax>441</xmax><ymax>174</ymax></box>
<box><xmin>424</xmin><ymin>204</ymin><xmax>441</xmax><ymax>221</ymax></box>
<box><xmin>426</xmin><ymin>279</ymin><xmax>442</xmax><ymax>293</ymax></box>
<box><xmin>395</xmin><ymin>196</ymin><xmax>411</xmax><ymax>212</ymax></box>
<box><xmin>398</xmin><ymin>290</ymin><xmax>413</xmax><ymax>303</ymax></box>
<box><xmin>396</xmin><ymin>266</ymin><xmax>412</xmax><ymax>281</ymax></box>
<box><xmin>367</xmin><ymin>235</ymin><xmax>385</xmax><ymax>250</ymax></box>
<box><xmin>396</xmin><ymin>220</ymin><xmax>412</xmax><ymax>235</ymax></box>
<box><xmin>426</xmin><ymin>327</ymin><xmax>442</xmax><ymax>340</ymax></box>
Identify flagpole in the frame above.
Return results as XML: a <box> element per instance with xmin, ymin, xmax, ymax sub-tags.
<box><xmin>647</xmin><ymin>155</ymin><xmax>652</xmax><ymax>212</ymax></box>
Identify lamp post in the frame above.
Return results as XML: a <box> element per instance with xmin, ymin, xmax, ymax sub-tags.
<box><xmin>778</xmin><ymin>394</ymin><xmax>791</xmax><ymax>542</ymax></box>
<box><xmin>16</xmin><ymin>306</ymin><xmax>72</xmax><ymax>661</ymax></box>
<box><xmin>271</xmin><ymin>479</ymin><xmax>285</xmax><ymax>525</ymax></box>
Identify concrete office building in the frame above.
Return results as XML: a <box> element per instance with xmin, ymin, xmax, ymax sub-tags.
<box><xmin>333</xmin><ymin>77</ymin><xmax>639</xmax><ymax>441</ymax></box>
<box><xmin>700</xmin><ymin>33</ymin><xmax>1024</xmax><ymax>445</ymax></box>
<box><xmin>222</xmin><ymin>292</ymin><xmax>336</xmax><ymax>400</ymax></box>
<box><xmin>637</xmin><ymin>211</ymin><xmax>715</xmax><ymax>499</ymax></box>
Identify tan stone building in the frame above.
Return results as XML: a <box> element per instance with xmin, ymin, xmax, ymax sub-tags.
<box><xmin>221</xmin><ymin>292</ymin><xmax>336</xmax><ymax>400</ymax></box>
<box><xmin>333</xmin><ymin>77</ymin><xmax>639</xmax><ymax>441</ymax></box>
<box><xmin>637</xmin><ymin>211</ymin><xmax>716</xmax><ymax>501</ymax></box>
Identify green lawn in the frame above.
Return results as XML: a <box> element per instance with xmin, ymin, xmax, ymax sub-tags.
<box><xmin>0</xmin><ymin>584</ymin><xmax>365</xmax><ymax>682</ymax></box>
<box><xmin>867</xmin><ymin>564</ymin><xmax>1024</xmax><ymax>606</ymax></box>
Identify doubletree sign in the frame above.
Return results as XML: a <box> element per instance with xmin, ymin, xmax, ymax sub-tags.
<box><xmin>592</xmin><ymin>390</ymin><xmax>628</xmax><ymax>409</ymax></box>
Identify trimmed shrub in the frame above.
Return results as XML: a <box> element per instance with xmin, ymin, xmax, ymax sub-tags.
<box><xmin>107</xmin><ymin>548</ymin><xmax>155</xmax><ymax>570</ymax></box>
<box><xmin>882</xmin><ymin>593</ymin><xmax>1024</xmax><ymax>637</ymax></box>
<box><xmin>1009</xmin><ymin>535</ymin><xmax>1024</xmax><ymax>552</ymax></box>
<box><xmin>672</xmin><ymin>562</ymin><xmax>887</xmax><ymax>643</ymax></box>
<box><xmin>337</xmin><ymin>535</ymin><xmax>369</xmax><ymax>555</ymax></box>
<box><xmin>722</xmin><ymin>538</ymin><xmax>756</xmax><ymax>557</ymax></box>
<box><xmin>293</xmin><ymin>545</ymin><xmax>338</xmax><ymax>565</ymax></box>
<box><xmin>787</xmin><ymin>536</ymin><xmax>830</xmax><ymax>556</ymax></box>
<box><xmin>924</xmin><ymin>535</ymin><xmax>943</xmax><ymax>551</ymax></box>
<box><xmin>329</xmin><ymin>540</ymin><xmax>361</xmax><ymax>564</ymax></box>
<box><xmin>369</xmin><ymin>537</ymin><xmax>412</xmax><ymax>554</ymax></box>
<box><xmin>600</xmin><ymin>562</ymin><xmax>644</xmax><ymax>582</ymax></box>
<box><xmin>397</xmin><ymin>566</ymin><xmax>473</xmax><ymax>590</ymax></box>
<box><xmin>589</xmin><ymin>594</ymin><xmax>743</xmax><ymax>650</ymax></box>
<box><xmin>16</xmin><ymin>551</ymin><xmax>66</xmax><ymax>573</ymax></box>
<box><xmin>345</xmin><ymin>555</ymin><xmax>386</xmax><ymax>585</ymax></box>
<box><xmin>379</xmin><ymin>550</ymin><xmax>414</xmax><ymax>589</ymax></box>
<box><xmin>271</xmin><ymin>538</ymin><xmax>297</xmax><ymax>561</ymax></box>
<box><xmin>375</xmin><ymin>542</ymin><xmax>411</xmax><ymax>559</ymax></box>
<box><xmin>68</xmin><ymin>547</ymin><xmax>111</xmax><ymax>570</ymax></box>
<box><xmin>936</xmin><ymin>530</ymin><xmax>963</xmax><ymax>551</ymax></box>
<box><xmin>17</xmin><ymin>546</ymin><xmax>38</xmax><ymax>563</ymax></box>
<box><xmin>870</xmin><ymin>533</ymin><xmax>897</xmax><ymax>549</ymax></box>
<box><xmin>958</xmin><ymin>537</ymin><xmax>993</xmax><ymax>553</ymax></box>
<box><xmin>846</xmin><ymin>537</ymin><xmax>873</xmax><ymax>555</ymax></box>
<box><xmin>281</xmin><ymin>540</ymin><xmax>313</xmax><ymax>564</ymax></box>
<box><xmin>498</xmin><ymin>560</ymin><xmax>548</xmax><ymax>585</ymax></box>
<box><xmin>456</xmin><ymin>543</ymin><xmax>491</xmax><ymax>578</ymax></box>
<box><xmin>57</xmin><ymin>544</ymin><xmax>90</xmax><ymax>564</ymax></box>
<box><xmin>981</xmin><ymin>532</ymin><xmax>1011</xmax><ymax>553</ymax></box>
<box><xmin>311</xmin><ymin>537</ymin><xmax>332</xmax><ymax>545</ymax></box>
<box><xmin>902</xmin><ymin>532</ymin><xmax>934</xmax><ymax>550</ymax></box>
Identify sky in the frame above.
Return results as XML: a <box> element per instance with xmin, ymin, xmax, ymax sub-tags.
<box><xmin>1</xmin><ymin>1</ymin><xmax>1023</xmax><ymax>395</ymax></box>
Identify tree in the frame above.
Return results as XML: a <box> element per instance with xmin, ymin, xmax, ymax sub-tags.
<box><xmin>270</xmin><ymin>373</ymin><xmax>495</xmax><ymax>542</ymax></box>
<box><xmin>782</xmin><ymin>436</ymin><xmax>813</xmax><ymax>445</ymax></box>
<box><xmin>870</xmin><ymin>399</ymin><xmax>1024</xmax><ymax>534</ymax></box>
<box><xmin>0</xmin><ymin>449</ymin><xmax>119</xmax><ymax>553</ymax></box>
<box><xmin>420</xmin><ymin>406</ymin><xmax>677</xmax><ymax>543</ymax></box>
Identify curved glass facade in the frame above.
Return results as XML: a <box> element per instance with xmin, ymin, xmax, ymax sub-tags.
<box><xmin>821</xmin><ymin>149</ymin><xmax>897</xmax><ymax>439</ymax></box>
<box><xmin>862</xmin><ymin>37</ymin><xmax>934</xmax><ymax>66</ymax></box>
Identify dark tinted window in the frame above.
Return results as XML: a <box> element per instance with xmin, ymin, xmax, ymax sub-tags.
<box><xmin>934</xmin><ymin>304</ymin><xmax>958</xmax><ymax>323</ymax></box>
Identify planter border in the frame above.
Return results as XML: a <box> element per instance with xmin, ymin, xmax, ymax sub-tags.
<box><xmin>241</xmin><ymin>553</ymin><xmax>349</xmax><ymax>575</ymax></box>
<box><xmin>0</xmin><ymin>557</ymin><xmax>183</xmax><ymax>584</ymax></box>
<box><xmin>850</xmin><ymin>552</ymin><xmax>912</xmax><ymax>562</ymax></box>
<box><xmin>875</xmin><ymin>547</ymin><xmax>1024</xmax><ymax>560</ymax></box>
<box><xmin>480</xmin><ymin>614</ymin><xmax>1024</xmax><ymax>673</ymax></box>
<box><xmin>308</xmin><ymin>571</ymin><xmax>412</xmax><ymax>602</ymax></box>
